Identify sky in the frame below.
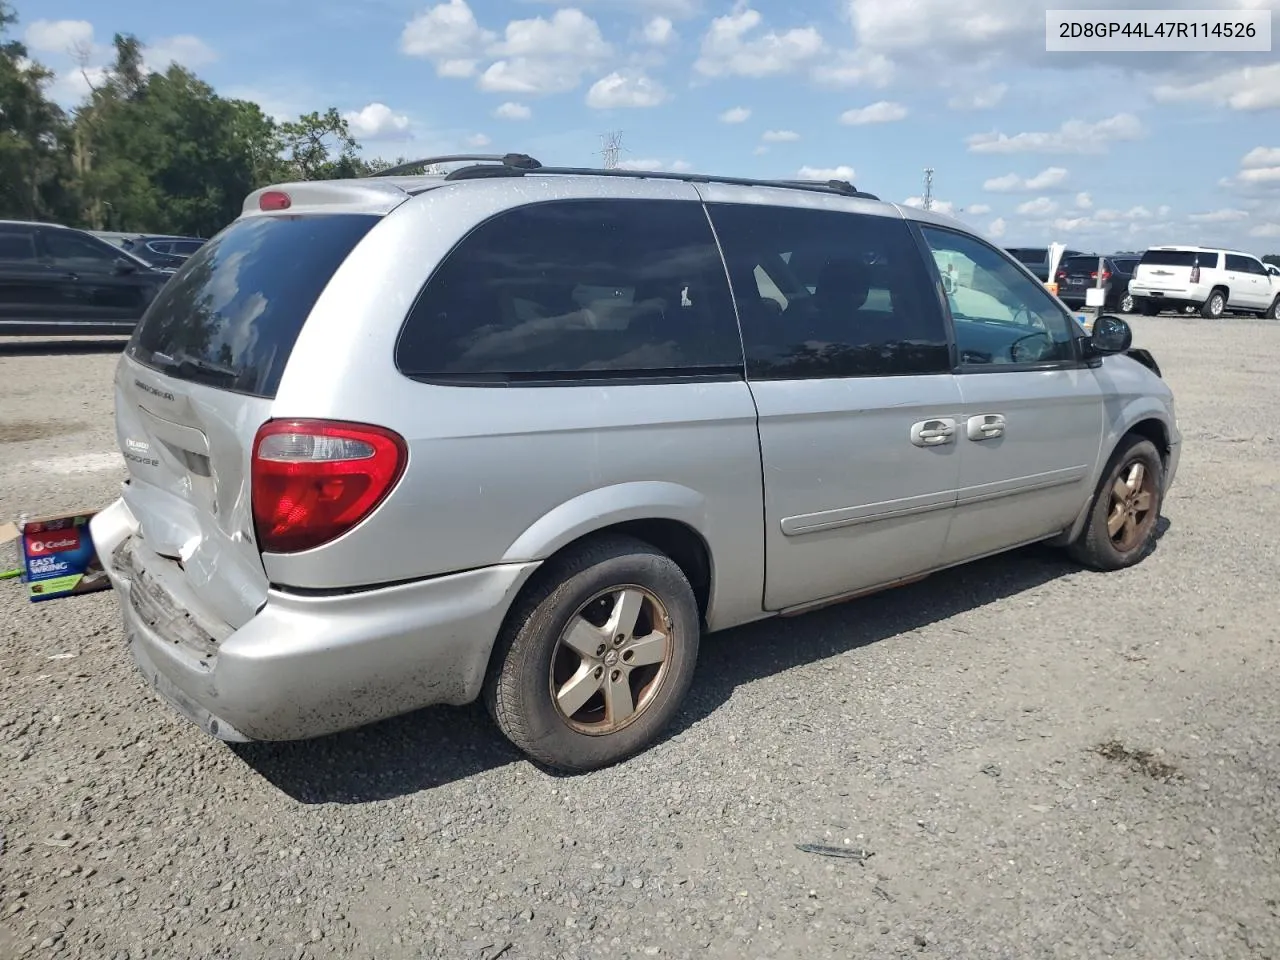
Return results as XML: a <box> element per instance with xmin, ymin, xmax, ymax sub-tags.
<box><xmin>14</xmin><ymin>0</ymin><xmax>1280</xmax><ymax>255</ymax></box>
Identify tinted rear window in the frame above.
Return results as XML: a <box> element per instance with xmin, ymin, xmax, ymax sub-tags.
<box><xmin>1007</xmin><ymin>248</ymin><xmax>1047</xmax><ymax>264</ymax></box>
<box><xmin>1061</xmin><ymin>256</ymin><xmax>1107</xmax><ymax>272</ymax></box>
<box><xmin>128</xmin><ymin>213</ymin><xmax>378</xmax><ymax>397</ymax></box>
<box><xmin>1139</xmin><ymin>249</ymin><xmax>1216</xmax><ymax>268</ymax></box>
<box><xmin>0</xmin><ymin>231</ymin><xmax>36</xmax><ymax>261</ymax></box>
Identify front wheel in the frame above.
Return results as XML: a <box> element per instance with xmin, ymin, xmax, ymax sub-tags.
<box><xmin>1068</xmin><ymin>437</ymin><xmax>1165</xmax><ymax>571</ymax></box>
<box><xmin>484</xmin><ymin>534</ymin><xmax>701</xmax><ymax>772</ymax></box>
<box><xmin>1120</xmin><ymin>291</ymin><xmax>1135</xmax><ymax>314</ymax></box>
<box><xmin>1268</xmin><ymin>296</ymin><xmax>1280</xmax><ymax>321</ymax></box>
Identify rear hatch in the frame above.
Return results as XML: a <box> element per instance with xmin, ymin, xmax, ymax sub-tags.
<box><xmin>1133</xmin><ymin>249</ymin><xmax>1211</xmax><ymax>294</ymax></box>
<box><xmin>1056</xmin><ymin>255</ymin><xmax>1111</xmax><ymax>293</ymax></box>
<box><xmin>114</xmin><ymin>209</ymin><xmax>382</xmax><ymax>628</ymax></box>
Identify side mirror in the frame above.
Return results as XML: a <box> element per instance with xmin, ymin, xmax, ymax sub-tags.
<box><xmin>1088</xmin><ymin>314</ymin><xmax>1132</xmax><ymax>355</ymax></box>
<box><xmin>113</xmin><ymin>257</ymin><xmax>138</xmax><ymax>275</ymax></box>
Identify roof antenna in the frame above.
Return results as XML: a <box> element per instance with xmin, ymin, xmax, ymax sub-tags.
<box><xmin>922</xmin><ymin>167</ymin><xmax>934</xmax><ymax>212</ymax></box>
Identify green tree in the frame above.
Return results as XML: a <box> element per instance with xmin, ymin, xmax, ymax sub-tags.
<box><xmin>278</xmin><ymin>108</ymin><xmax>362</xmax><ymax>181</ymax></box>
<box><xmin>0</xmin><ymin>1</ymin><xmax>68</xmax><ymax>220</ymax></box>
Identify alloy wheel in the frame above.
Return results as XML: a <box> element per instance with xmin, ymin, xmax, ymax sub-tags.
<box><xmin>549</xmin><ymin>586</ymin><xmax>672</xmax><ymax>735</ymax></box>
<box><xmin>1106</xmin><ymin>461</ymin><xmax>1157</xmax><ymax>552</ymax></box>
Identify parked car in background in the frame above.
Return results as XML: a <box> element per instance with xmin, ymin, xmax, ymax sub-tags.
<box><xmin>1055</xmin><ymin>254</ymin><xmax>1141</xmax><ymax>313</ymax></box>
<box><xmin>1266</xmin><ymin>262</ymin><xmax>1280</xmax><ymax>279</ymax></box>
<box><xmin>1129</xmin><ymin>245</ymin><xmax>1280</xmax><ymax>319</ymax></box>
<box><xmin>0</xmin><ymin>221</ymin><xmax>171</xmax><ymax>336</ymax></box>
<box><xmin>90</xmin><ymin>155</ymin><xmax>1181</xmax><ymax>772</ymax></box>
<box><xmin>122</xmin><ymin>234</ymin><xmax>206</xmax><ymax>271</ymax></box>
<box><xmin>1005</xmin><ymin>246</ymin><xmax>1086</xmax><ymax>283</ymax></box>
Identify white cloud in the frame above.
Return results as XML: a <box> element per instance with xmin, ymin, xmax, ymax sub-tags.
<box><xmin>948</xmin><ymin>83</ymin><xmax>1007</xmax><ymax>110</ymax></box>
<box><xmin>967</xmin><ymin>114</ymin><xmax>1144</xmax><ymax>155</ymax></box>
<box><xmin>642</xmin><ymin>16</ymin><xmax>676</xmax><ymax>45</ymax></box>
<box><xmin>1240</xmin><ymin>167</ymin><xmax>1280</xmax><ymax>186</ymax></box>
<box><xmin>465</xmin><ymin>133</ymin><xmax>491</xmax><ymax>147</ymax></box>
<box><xmin>493</xmin><ymin>101</ymin><xmax>531</xmax><ymax>120</ymax></box>
<box><xmin>146</xmin><ymin>35</ymin><xmax>218</xmax><ymax>69</ymax></box>
<box><xmin>847</xmin><ymin>0</ymin><xmax>1038</xmax><ymax>60</ymax></box>
<box><xmin>762</xmin><ymin>129</ymin><xmax>800</xmax><ymax>142</ymax></box>
<box><xmin>719</xmin><ymin>106</ymin><xmax>751</xmax><ymax>123</ymax></box>
<box><xmin>586</xmin><ymin>71</ymin><xmax>667</xmax><ymax>108</ymax></box>
<box><xmin>798</xmin><ymin>164</ymin><xmax>855</xmax><ymax>181</ymax></box>
<box><xmin>810</xmin><ymin>50</ymin><xmax>894</xmax><ymax>88</ymax></box>
<box><xmin>694</xmin><ymin>7</ymin><xmax>824</xmax><ymax>78</ymax></box>
<box><xmin>967</xmin><ymin>203</ymin><xmax>991</xmax><ymax>215</ymax></box>
<box><xmin>1076</xmin><ymin>192</ymin><xmax>1093</xmax><ymax>209</ymax></box>
<box><xmin>344</xmin><ymin>102</ymin><xmax>412</xmax><ymax>140</ymax></box>
<box><xmin>400</xmin><ymin>0</ymin><xmax>494</xmax><ymax>78</ymax></box>
<box><xmin>1017</xmin><ymin>197</ymin><xmax>1059</xmax><ymax>217</ymax></box>
<box><xmin>1250</xmin><ymin>223</ymin><xmax>1280</xmax><ymax>238</ymax></box>
<box><xmin>617</xmin><ymin>158</ymin><xmax>693</xmax><ymax>172</ymax></box>
<box><xmin>982</xmin><ymin>166</ymin><xmax>1069</xmax><ymax>192</ymax></box>
<box><xmin>1243</xmin><ymin>147</ymin><xmax>1280</xmax><ymax>169</ymax></box>
<box><xmin>1188</xmin><ymin>208</ymin><xmax>1250</xmax><ymax>223</ymax></box>
<box><xmin>1152</xmin><ymin>63</ymin><xmax>1280</xmax><ymax>112</ymax></box>
<box><xmin>23</xmin><ymin>19</ymin><xmax>94</xmax><ymax>55</ymax></box>
<box><xmin>903</xmin><ymin>196</ymin><xmax>957</xmax><ymax>216</ymax></box>
<box><xmin>480</xmin><ymin>9</ymin><xmax>611</xmax><ymax>94</ymax></box>
<box><xmin>987</xmin><ymin>217</ymin><xmax>1007</xmax><ymax>238</ymax></box>
<box><xmin>838</xmin><ymin>100</ymin><xmax>907</xmax><ymax>125</ymax></box>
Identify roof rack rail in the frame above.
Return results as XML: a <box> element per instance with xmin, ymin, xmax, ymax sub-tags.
<box><xmin>369</xmin><ymin>153</ymin><xmax>542</xmax><ymax>178</ymax></box>
<box><xmin>442</xmin><ymin>163</ymin><xmax>879</xmax><ymax>201</ymax></box>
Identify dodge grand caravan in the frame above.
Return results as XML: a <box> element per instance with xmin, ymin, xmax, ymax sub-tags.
<box><xmin>91</xmin><ymin>154</ymin><xmax>1181</xmax><ymax>771</ymax></box>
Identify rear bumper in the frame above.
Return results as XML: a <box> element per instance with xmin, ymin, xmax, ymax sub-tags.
<box><xmin>1128</xmin><ymin>284</ymin><xmax>1205</xmax><ymax>307</ymax></box>
<box><xmin>90</xmin><ymin>497</ymin><xmax>540</xmax><ymax>741</ymax></box>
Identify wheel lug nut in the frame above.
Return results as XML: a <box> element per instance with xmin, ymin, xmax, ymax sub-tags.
<box><xmin>596</xmin><ymin>644</ymin><xmax>606</xmax><ymax>656</ymax></box>
<box><xmin>614</xmin><ymin>635</ymin><xmax>625</xmax><ymax>646</ymax></box>
<box><xmin>623</xmin><ymin>650</ymin><xmax>634</xmax><ymax>662</ymax></box>
<box><xmin>611</xmin><ymin>670</ymin><xmax>621</xmax><ymax>682</ymax></box>
<box><xmin>594</xmin><ymin>666</ymin><xmax>604</xmax><ymax>678</ymax></box>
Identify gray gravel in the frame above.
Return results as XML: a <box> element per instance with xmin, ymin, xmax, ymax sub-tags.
<box><xmin>2</xmin><ymin>320</ymin><xmax>1279</xmax><ymax>960</ymax></box>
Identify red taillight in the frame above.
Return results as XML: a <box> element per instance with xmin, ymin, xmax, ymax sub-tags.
<box><xmin>1056</xmin><ymin>270</ymin><xmax>1067</xmax><ymax>281</ymax></box>
<box><xmin>251</xmin><ymin>419</ymin><xmax>407</xmax><ymax>554</ymax></box>
<box><xmin>1090</xmin><ymin>270</ymin><xmax>1111</xmax><ymax>280</ymax></box>
<box><xmin>259</xmin><ymin>190</ymin><xmax>291</xmax><ymax>211</ymax></box>
<box><xmin>1190</xmin><ymin>265</ymin><xmax>1201</xmax><ymax>284</ymax></box>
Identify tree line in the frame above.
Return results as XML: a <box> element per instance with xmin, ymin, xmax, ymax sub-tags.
<box><xmin>0</xmin><ymin>0</ymin><xmax>405</xmax><ymax>238</ymax></box>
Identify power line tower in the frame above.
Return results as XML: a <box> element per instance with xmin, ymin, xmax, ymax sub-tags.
<box><xmin>600</xmin><ymin>130</ymin><xmax>624</xmax><ymax>169</ymax></box>
<box><xmin>922</xmin><ymin>167</ymin><xmax>935</xmax><ymax>211</ymax></box>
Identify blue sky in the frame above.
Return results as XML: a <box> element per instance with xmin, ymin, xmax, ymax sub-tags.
<box><xmin>16</xmin><ymin>0</ymin><xmax>1280</xmax><ymax>254</ymax></box>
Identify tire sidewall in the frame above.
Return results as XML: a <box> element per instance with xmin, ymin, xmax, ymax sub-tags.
<box><xmin>1270</xmin><ymin>297</ymin><xmax>1280</xmax><ymax>321</ymax></box>
<box><xmin>501</xmin><ymin>548</ymin><xmax>700</xmax><ymax>770</ymax></box>
<box><xmin>1087</xmin><ymin>438</ymin><xmax>1164</xmax><ymax>567</ymax></box>
<box><xmin>1206</xmin><ymin>292</ymin><xmax>1225</xmax><ymax>317</ymax></box>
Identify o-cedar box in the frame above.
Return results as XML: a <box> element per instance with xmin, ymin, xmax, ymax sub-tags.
<box><xmin>18</xmin><ymin>511</ymin><xmax>111</xmax><ymax>602</ymax></box>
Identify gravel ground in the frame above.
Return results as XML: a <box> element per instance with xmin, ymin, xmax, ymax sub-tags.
<box><xmin>1</xmin><ymin>319</ymin><xmax>1278</xmax><ymax>960</ymax></box>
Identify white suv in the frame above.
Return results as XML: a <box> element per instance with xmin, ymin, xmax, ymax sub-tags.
<box><xmin>1129</xmin><ymin>245</ymin><xmax>1280</xmax><ymax>320</ymax></box>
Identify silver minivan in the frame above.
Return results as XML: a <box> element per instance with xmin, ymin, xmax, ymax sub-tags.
<box><xmin>91</xmin><ymin>155</ymin><xmax>1181</xmax><ymax>771</ymax></box>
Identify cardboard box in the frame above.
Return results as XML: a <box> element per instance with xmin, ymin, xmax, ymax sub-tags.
<box><xmin>0</xmin><ymin>510</ymin><xmax>111</xmax><ymax>602</ymax></box>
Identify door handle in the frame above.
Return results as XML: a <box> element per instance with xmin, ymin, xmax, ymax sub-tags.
<box><xmin>966</xmin><ymin>413</ymin><xmax>1006</xmax><ymax>440</ymax></box>
<box><xmin>910</xmin><ymin>418</ymin><xmax>956</xmax><ymax>446</ymax></box>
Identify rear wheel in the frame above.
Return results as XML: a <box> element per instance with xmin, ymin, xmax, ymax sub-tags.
<box><xmin>1268</xmin><ymin>296</ymin><xmax>1280</xmax><ymax>321</ymax></box>
<box><xmin>1068</xmin><ymin>436</ymin><xmax>1164</xmax><ymax>571</ymax></box>
<box><xmin>1119</xmin><ymin>291</ymin><xmax>1135</xmax><ymax>314</ymax></box>
<box><xmin>484</xmin><ymin>534</ymin><xmax>700</xmax><ymax>772</ymax></box>
<box><xmin>1200</xmin><ymin>289</ymin><xmax>1226</xmax><ymax>319</ymax></box>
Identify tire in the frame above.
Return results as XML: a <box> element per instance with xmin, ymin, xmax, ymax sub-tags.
<box><xmin>1067</xmin><ymin>436</ymin><xmax>1164</xmax><ymax>571</ymax></box>
<box><xmin>1120</xmin><ymin>291</ymin><xmax>1135</xmax><ymax>314</ymax></box>
<box><xmin>483</xmin><ymin>534</ymin><xmax>701</xmax><ymax>772</ymax></box>
<box><xmin>1268</xmin><ymin>297</ymin><xmax>1280</xmax><ymax>321</ymax></box>
<box><xmin>1200</xmin><ymin>289</ymin><xmax>1227</xmax><ymax>319</ymax></box>
<box><xmin>1137</xmin><ymin>298</ymin><xmax>1161</xmax><ymax>316</ymax></box>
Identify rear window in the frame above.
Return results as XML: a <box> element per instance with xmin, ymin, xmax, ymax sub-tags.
<box><xmin>128</xmin><ymin>213</ymin><xmax>378</xmax><ymax>397</ymax></box>
<box><xmin>1060</xmin><ymin>256</ymin><xmax>1107</xmax><ymax>272</ymax></box>
<box><xmin>1006</xmin><ymin>248</ymin><xmax>1046</xmax><ymax>265</ymax></box>
<box><xmin>1139</xmin><ymin>249</ymin><xmax>1217</xmax><ymax>268</ymax></box>
<box><xmin>0</xmin><ymin>231</ymin><xmax>36</xmax><ymax>261</ymax></box>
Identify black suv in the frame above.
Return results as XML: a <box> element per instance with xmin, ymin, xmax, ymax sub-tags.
<box><xmin>1005</xmin><ymin>246</ymin><xmax>1086</xmax><ymax>283</ymax></box>
<box><xmin>1054</xmin><ymin>254</ymin><xmax>1141</xmax><ymax>313</ymax></box>
<box><xmin>0</xmin><ymin>221</ymin><xmax>172</xmax><ymax>336</ymax></box>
